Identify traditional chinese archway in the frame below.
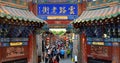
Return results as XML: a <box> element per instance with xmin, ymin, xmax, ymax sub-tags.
<box><xmin>37</xmin><ymin>4</ymin><xmax>79</xmax><ymax>28</ymax></box>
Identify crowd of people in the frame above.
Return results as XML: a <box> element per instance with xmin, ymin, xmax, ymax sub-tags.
<box><xmin>44</xmin><ymin>40</ymin><xmax>73</xmax><ymax>63</ymax></box>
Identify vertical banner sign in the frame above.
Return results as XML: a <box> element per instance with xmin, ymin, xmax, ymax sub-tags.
<box><xmin>38</xmin><ymin>4</ymin><xmax>78</xmax><ymax>20</ymax></box>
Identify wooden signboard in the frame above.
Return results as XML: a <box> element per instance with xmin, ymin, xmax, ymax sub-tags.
<box><xmin>1</xmin><ymin>46</ymin><xmax>28</xmax><ymax>63</ymax></box>
<box><xmin>6</xmin><ymin>47</ymin><xmax>24</xmax><ymax>58</ymax></box>
<box><xmin>90</xmin><ymin>45</ymin><xmax>112</xmax><ymax>60</ymax></box>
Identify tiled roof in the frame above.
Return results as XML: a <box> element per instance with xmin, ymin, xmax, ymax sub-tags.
<box><xmin>0</xmin><ymin>6</ymin><xmax>45</xmax><ymax>23</ymax></box>
<box><xmin>73</xmin><ymin>5</ymin><xmax>120</xmax><ymax>23</ymax></box>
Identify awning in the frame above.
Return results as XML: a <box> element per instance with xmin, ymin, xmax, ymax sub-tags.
<box><xmin>75</xmin><ymin>5</ymin><xmax>120</xmax><ymax>23</ymax></box>
<box><xmin>0</xmin><ymin>6</ymin><xmax>44</xmax><ymax>23</ymax></box>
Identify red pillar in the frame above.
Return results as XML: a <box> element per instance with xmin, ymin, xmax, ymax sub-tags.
<box><xmin>81</xmin><ymin>32</ymin><xmax>88</xmax><ymax>63</ymax></box>
<box><xmin>33</xmin><ymin>34</ymin><xmax>38</xmax><ymax>63</ymax></box>
<box><xmin>28</xmin><ymin>34</ymin><xmax>34</xmax><ymax>63</ymax></box>
<box><xmin>81</xmin><ymin>1</ymin><xmax>87</xmax><ymax>11</ymax></box>
<box><xmin>112</xmin><ymin>42</ymin><xmax>120</xmax><ymax>63</ymax></box>
<box><xmin>28</xmin><ymin>2</ymin><xmax>37</xmax><ymax>15</ymax></box>
<box><xmin>0</xmin><ymin>48</ymin><xmax>2</xmax><ymax>63</ymax></box>
<box><xmin>78</xmin><ymin>1</ymin><xmax>87</xmax><ymax>16</ymax></box>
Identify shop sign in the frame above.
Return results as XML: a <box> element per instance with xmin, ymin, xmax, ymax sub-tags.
<box><xmin>10</xmin><ymin>42</ymin><xmax>23</xmax><ymax>46</ymax></box>
<box><xmin>38</xmin><ymin>4</ymin><xmax>78</xmax><ymax>15</ymax></box>
<box><xmin>92</xmin><ymin>42</ymin><xmax>104</xmax><ymax>45</ymax></box>
<box><xmin>6</xmin><ymin>47</ymin><xmax>24</xmax><ymax>58</ymax></box>
<box><xmin>90</xmin><ymin>46</ymin><xmax>108</xmax><ymax>56</ymax></box>
<box><xmin>38</xmin><ymin>4</ymin><xmax>78</xmax><ymax>20</ymax></box>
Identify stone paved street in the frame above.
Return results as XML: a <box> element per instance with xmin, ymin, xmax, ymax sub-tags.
<box><xmin>59</xmin><ymin>58</ymin><xmax>74</xmax><ymax>63</ymax></box>
<box><xmin>41</xmin><ymin>58</ymin><xmax>74</xmax><ymax>63</ymax></box>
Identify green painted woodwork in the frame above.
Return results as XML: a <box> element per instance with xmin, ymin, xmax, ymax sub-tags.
<box><xmin>0</xmin><ymin>10</ymin><xmax>43</xmax><ymax>23</ymax></box>
<box><xmin>0</xmin><ymin>13</ymin><xmax>5</xmax><ymax>17</ymax></box>
<box><xmin>6</xmin><ymin>14</ymin><xmax>12</xmax><ymax>19</ymax></box>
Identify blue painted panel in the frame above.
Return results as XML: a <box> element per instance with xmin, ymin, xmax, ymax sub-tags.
<box><xmin>87</xmin><ymin>42</ymin><xmax>92</xmax><ymax>45</ymax></box>
<box><xmin>87</xmin><ymin>38</ymin><xmax>93</xmax><ymax>42</ymax></box>
<box><xmin>0</xmin><ymin>38</ymin><xmax>3</xmax><ymax>42</ymax></box>
<box><xmin>2</xmin><ymin>43</ymin><xmax>9</xmax><ymax>47</ymax></box>
<box><xmin>104</xmin><ymin>42</ymin><xmax>112</xmax><ymax>46</ymax></box>
<box><xmin>118</xmin><ymin>38</ymin><xmax>120</xmax><ymax>42</ymax></box>
<box><xmin>104</xmin><ymin>38</ymin><xmax>113</xmax><ymax>42</ymax></box>
<box><xmin>92</xmin><ymin>38</ymin><xmax>104</xmax><ymax>42</ymax></box>
<box><xmin>38</xmin><ymin>4</ymin><xmax>78</xmax><ymax>16</ymax></box>
<box><xmin>37</xmin><ymin>15</ymin><xmax>47</xmax><ymax>20</ymax></box>
<box><xmin>113</xmin><ymin>38</ymin><xmax>118</xmax><ymax>42</ymax></box>
<box><xmin>0</xmin><ymin>38</ymin><xmax>10</xmax><ymax>42</ymax></box>
<box><xmin>68</xmin><ymin>15</ymin><xmax>78</xmax><ymax>20</ymax></box>
<box><xmin>22</xmin><ymin>42</ymin><xmax>28</xmax><ymax>46</ymax></box>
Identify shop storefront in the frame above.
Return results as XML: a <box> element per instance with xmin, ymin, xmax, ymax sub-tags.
<box><xmin>0</xmin><ymin>6</ymin><xmax>45</xmax><ymax>63</ymax></box>
<box><xmin>72</xmin><ymin>4</ymin><xmax>120</xmax><ymax>63</ymax></box>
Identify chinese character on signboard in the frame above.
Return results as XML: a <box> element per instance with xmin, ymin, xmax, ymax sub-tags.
<box><xmin>42</xmin><ymin>6</ymin><xmax>50</xmax><ymax>14</ymax></box>
<box><xmin>59</xmin><ymin>7</ymin><xmax>66</xmax><ymax>14</ymax></box>
<box><xmin>52</xmin><ymin>6</ymin><xmax>57</xmax><ymax>14</ymax></box>
<box><xmin>69</xmin><ymin>6</ymin><xmax>75</xmax><ymax>14</ymax></box>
